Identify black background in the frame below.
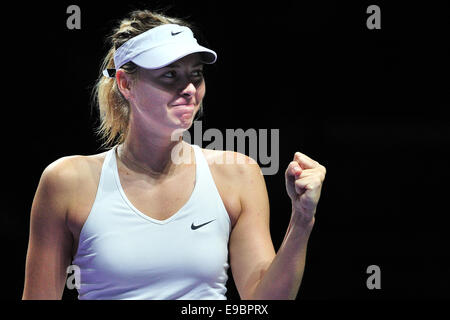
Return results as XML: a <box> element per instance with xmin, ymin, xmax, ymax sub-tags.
<box><xmin>2</xmin><ymin>0</ymin><xmax>449</xmax><ymax>303</ymax></box>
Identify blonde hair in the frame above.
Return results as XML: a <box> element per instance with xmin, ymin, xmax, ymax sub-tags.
<box><xmin>92</xmin><ymin>10</ymin><xmax>193</xmax><ymax>149</ymax></box>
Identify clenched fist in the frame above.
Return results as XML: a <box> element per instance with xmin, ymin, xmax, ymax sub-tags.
<box><xmin>285</xmin><ymin>152</ymin><xmax>326</xmax><ymax>223</ymax></box>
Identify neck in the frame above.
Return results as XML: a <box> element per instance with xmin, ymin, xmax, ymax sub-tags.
<box><xmin>119</xmin><ymin>127</ymin><xmax>192</xmax><ymax>177</ymax></box>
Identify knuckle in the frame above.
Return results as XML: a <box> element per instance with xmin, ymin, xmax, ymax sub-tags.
<box><xmin>290</xmin><ymin>161</ymin><xmax>298</xmax><ymax>167</ymax></box>
<box><xmin>285</xmin><ymin>164</ymin><xmax>295</xmax><ymax>175</ymax></box>
<box><xmin>318</xmin><ymin>170</ymin><xmax>326</xmax><ymax>181</ymax></box>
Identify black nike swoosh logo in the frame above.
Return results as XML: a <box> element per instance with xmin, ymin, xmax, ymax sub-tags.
<box><xmin>171</xmin><ymin>31</ymin><xmax>183</xmax><ymax>36</ymax></box>
<box><xmin>191</xmin><ymin>219</ymin><xmax>215</xmax><ymax>230</ymax></box>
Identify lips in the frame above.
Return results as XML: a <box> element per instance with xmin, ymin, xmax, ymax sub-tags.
<box><xmin>171</xmin><ymin>104</ymin><xmax>195</xmax><ymax>116</ymax></box>
<box><xmin>172</xmin><ymin>103</ymin><xmax>195</xmax><ymax>108</ymax></box>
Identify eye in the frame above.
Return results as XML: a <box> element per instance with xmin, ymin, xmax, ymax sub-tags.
<box><xmin>162</xmin><ymin>70</ymin><xmax>177</xmax><ymax>78</ymax></box>
<box><xmin>191</xmin><ymin>69</ymin><xmax>204</xmax><ymax>77</ymax></box>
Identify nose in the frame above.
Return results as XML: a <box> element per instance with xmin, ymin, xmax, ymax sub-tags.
<box><xmin>180</xmin><ymin>82</ymin><xmax>196</xmax><ymax>98</ymax></box>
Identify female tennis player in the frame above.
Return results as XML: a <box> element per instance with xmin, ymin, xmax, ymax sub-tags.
<box><xmin>22</xmin><ymin>10</ymin><xmax>326</xmax><ymax>300</ymax></box>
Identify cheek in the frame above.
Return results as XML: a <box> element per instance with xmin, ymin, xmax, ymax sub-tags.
<box><xmin>196</xmin><ymin>83</ymin><xmax>206</xmax><ymax>102</ymax></box>
<box><xmin>132</xmin><ymin>84</ymin><xmax>171</xmax><ymax>110</ymax></box>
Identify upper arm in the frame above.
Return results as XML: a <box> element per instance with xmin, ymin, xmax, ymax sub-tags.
<box><xmin>228</xmin><ymin>153</ymin><xmax>276</xmax><ymax>300</ymax></box>
<box><xmin>22</xmin><ymin>158</ymin><xmax>77</xmax><ymax>300</ymax></box>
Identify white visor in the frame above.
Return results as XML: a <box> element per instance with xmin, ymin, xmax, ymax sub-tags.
<box><xmin>103</xmin><ymin>24</ymin><xmax>217</xmax><ymax>78</ymax></box>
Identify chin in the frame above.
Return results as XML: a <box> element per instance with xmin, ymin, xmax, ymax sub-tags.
<box><xmin>176</xmin><ymin>112</ymin><xmax>196</xmax><ymax>127</ymax></box>
<box><xmin>179</xmin><ymin>118</ymin><xmax>195</xmax><ymax>129</ymax></box>
<box><xmin>167</xmin><ymin>119</ymin><xmax>193</xmax><ymax>140</ymax></box>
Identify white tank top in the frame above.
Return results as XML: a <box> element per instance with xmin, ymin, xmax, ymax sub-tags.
<box><xmin>72</xmin><ymin>144</ymin><xmax>231</xmax><ymax>300</ymax></box>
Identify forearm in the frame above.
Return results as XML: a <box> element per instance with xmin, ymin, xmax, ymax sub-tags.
<box><xmin>250</xmin><ymin>209</ymin><xmax>315</xmax><ymax>300</ymax></box>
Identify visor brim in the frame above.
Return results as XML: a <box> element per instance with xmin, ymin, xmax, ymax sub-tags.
<box><xmin>131</xmin><ymin>43</ymin><xmax>217</xmax><ymax>70</ymax></box>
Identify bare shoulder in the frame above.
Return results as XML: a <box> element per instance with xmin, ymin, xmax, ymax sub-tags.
<box><xmin>201</xmin><ymin>148</ymin><xmax>262</xmax><ymax>180</ymax></box>
<box><xmin>199</xmin><ymin>148</ymin><xmax>265</xmax><ymax>204</ymax></box>
<box><xmin>40</xmin><ymin>152</ymin><xmax>107</xmax><ymax>196</ymax></box>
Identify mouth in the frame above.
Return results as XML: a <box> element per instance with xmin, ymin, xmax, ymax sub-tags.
<box><xmin>170</xmin><ymin>104</ymin><xmax>195</xmax><ymax>118</ymax></box>
<box><xmin>171</xmin><ymin>103</ymin><xmax>195</xmax><ymax>109</ymax></box>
